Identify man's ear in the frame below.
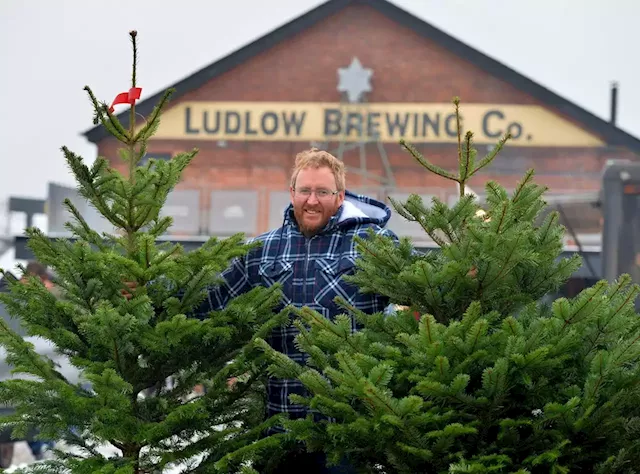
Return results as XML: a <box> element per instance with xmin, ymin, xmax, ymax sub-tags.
<box><xmin>289</xmin><ymin>186</ymin><xmax>296</xmax><ymax>204</ymax></box>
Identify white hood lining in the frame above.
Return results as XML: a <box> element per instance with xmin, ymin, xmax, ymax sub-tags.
<box><xmin>338</xmin><ymin>196</ymin><xmax>387</xmax><ymax>223</ymax></box>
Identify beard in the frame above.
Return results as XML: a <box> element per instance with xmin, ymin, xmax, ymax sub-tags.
<box><xmin>293</xmin><ymin>202</ymin><xmax>339</xmax><ymax>237</ymax></box>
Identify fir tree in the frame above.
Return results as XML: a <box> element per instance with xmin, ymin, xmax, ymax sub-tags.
<box><xmin>256</xmin><ymin>98</ymin><xmax>640</xmax><ymax>473</ymax></box>
<box><xmin>0</xmin><ymin>32</ymin><xmax>289</xmax><ymax>474</ymax></box>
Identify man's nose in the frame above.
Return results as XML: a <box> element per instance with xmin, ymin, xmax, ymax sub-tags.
<box><xmin>307</xmin><ymin>192</ymin><xmax>320</xmax><ymax>204</ymax></box>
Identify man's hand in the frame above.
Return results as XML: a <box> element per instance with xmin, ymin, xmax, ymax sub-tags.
<box><xmin>121</xmin><ymin>281</ymin><xmax>137</xmax><ymax>300</ymax></box>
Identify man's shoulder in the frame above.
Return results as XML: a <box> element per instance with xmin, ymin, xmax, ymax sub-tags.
<box><xmin>330</xmin><ymin>224</ymin><xmax>398</xmax><ymax>260</ymax></box>
<box><xmin>347</xmin><ymin>222</ymin><xmax>398</xmax><ymax>241</ymax></box>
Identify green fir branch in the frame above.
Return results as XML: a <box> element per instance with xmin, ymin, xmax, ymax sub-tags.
<box><xmin>471</xmin><ymin>132</ymin><xmax>511</xmax><ymax>175</ymax></box>
<box><xmin>399</xmin><ymin>139</ymin><xmax>459</xmax><ymax>182</ymax></box>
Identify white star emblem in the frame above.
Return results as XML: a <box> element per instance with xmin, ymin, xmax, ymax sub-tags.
<box><xmin>337</xmin><ymin>57</ymin><xmax>373</xmax><ymax>103</ymax></box>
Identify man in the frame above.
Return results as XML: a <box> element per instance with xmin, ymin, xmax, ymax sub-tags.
<box><xmin>20</xmin><ymin>262</ymin><xmax>57</xmax><ymax>292</ymax></box>
<box><xmin>190</xmin><ymin>148</ymin><xmax>399</xmax><ymax>472</ymax></box>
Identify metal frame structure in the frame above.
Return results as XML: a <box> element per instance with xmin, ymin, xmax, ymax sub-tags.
<box><xmin>601</xmin><ymin>160</ymin><xmax>640</xmax><ymax>284</ymax></box>
<box><xmin>10</xmin><ymin>233</ymin><xmax>602</xmax><ymax>280</ymax></box>
<box><xmin>310</xmin><ymin>56</ymin><xmax>396</xmax><ymax>188</ymax></box>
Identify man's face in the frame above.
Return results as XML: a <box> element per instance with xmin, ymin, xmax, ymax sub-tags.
<box><xmin>20</xmin><ymin>275</ymin><xmax>53</xmax><ymax>290</ymax></box>
<box><xmin>290</xmin><ymin>166</ymin><xmax>345</xmax><ymax>237</ymax></box>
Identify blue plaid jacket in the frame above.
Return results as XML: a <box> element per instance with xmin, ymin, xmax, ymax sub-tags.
<box><xmin>191</xmin><ymin>190</ymin><xmax>398</xmax><ymax>424</ymax></box>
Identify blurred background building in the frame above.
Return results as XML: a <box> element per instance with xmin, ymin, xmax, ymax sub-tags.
<box><xmin>2</xmin><ymin>0</ymin><xmax>640</xmax><ymax>468</ymax></box>
<box><xmin>3</xmin><ymin>0</ymin><xmax>640</xmax><ymax>290</ymax></box>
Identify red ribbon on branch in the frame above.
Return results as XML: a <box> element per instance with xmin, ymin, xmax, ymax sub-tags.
<box><xmin>108</xmin><ymin>87</ymin><xmax>142</xmax><ymax>113</ymax></box>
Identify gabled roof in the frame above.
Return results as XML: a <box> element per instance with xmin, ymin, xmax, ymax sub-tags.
<box><xmin>83</xmin><ymin>0</ymin><xmax>640</xmax><ymax>153</ymax></box>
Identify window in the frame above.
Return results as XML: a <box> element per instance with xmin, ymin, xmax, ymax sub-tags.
<box><xmin>209</xmin><ymin>190</ymin><xmax>259</xmax><ymax>236</ymax></box>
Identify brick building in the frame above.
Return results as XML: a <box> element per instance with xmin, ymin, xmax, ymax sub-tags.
<box><xmin>84</xmin><ymin>0</ymin><xmax>640</xmax><ymax>245</ymax></box>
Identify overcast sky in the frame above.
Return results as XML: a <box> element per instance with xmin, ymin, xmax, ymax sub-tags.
<box><xmin>0</xmin><ymin>0</ymin><xmax>637</xmax><ymax>209</ymax></box>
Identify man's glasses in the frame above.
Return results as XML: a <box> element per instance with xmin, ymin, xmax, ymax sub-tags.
<box><xmin>293</xmin><ymin>187</ymin><xmax>339</xmax><ymax>199</ymax></box>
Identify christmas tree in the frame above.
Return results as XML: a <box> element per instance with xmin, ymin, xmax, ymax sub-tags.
<box><xmin>0</xmin><ymin>32</ymin><xmax>289</xmax><ymax>474</ymax></box>
<box><xmin>256</xmin><ymin>98</ymin><xmax>640</xmax><ymax>473</ymax></box>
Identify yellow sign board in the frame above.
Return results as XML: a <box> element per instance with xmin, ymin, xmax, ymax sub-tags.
<box><xmin>149</xmin><ymin>101</ymin><xmax>604</xmax><ymax>147</ymax></box>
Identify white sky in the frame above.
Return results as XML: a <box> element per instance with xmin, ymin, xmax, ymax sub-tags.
<box><xmin>0</xmin><ymin>0</ymin><xmax>637</xmax><ymax>207</ymax></box>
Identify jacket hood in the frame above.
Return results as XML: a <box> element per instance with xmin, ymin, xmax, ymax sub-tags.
<box><xmin>336</xmin><ymin>190</ymin><xmax>392</xmax><ymax>228</ymax></box>
<box><xmin>283</xmin><ymin>189</ymin><xmax>392</xmax><ymax>233</ymax></box>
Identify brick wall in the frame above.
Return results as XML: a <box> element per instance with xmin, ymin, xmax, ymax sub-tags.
<box><xmin>96</xmin><ymin>4</ymin><xmax>636</xmax><ymax>235</ymax></box>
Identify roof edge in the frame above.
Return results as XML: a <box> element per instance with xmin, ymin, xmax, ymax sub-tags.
<box><xmin>364</xmin><ymin>0</ymin><xmax>640</xmax><ymax>153</ymax></box>
<box><xmin>83</xmin><ymin>0</ymin><xmax>640</xmax><ymax>154</ymax></box>
<box><xmin>83</xmin><ymin>0</ymin><xmax>350</xmax><ymax>144</ymax></box>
